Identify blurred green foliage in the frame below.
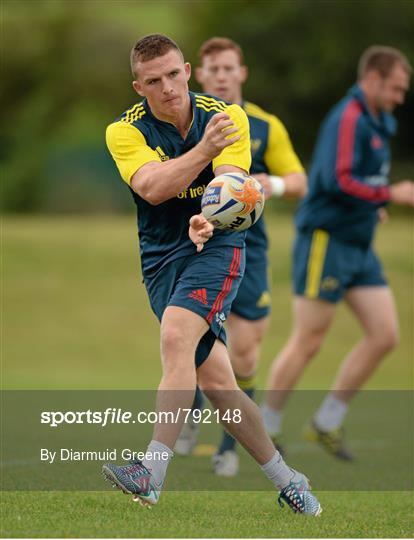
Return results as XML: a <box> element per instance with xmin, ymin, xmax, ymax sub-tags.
<box><xmin>2</xmin><ymin>0</ymin><xmax>413</xmax><ymax>212</ymax></box>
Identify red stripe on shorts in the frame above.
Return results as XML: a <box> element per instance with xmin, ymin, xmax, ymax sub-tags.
<box><xmin>206</xmin><ymin>247</ymin><xmax>241</xmax><ymax>324</ymax></box>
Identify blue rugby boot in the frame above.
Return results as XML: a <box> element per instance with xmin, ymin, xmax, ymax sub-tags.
<box><xmin>102</xmin><ymin>459</ymin><xmax>162</xmax><ymax>507</ymax></box>
<box><xmin>278</xmin><ymin>469</ymin><xmax>322</xmax><ymax>516</ymax></box>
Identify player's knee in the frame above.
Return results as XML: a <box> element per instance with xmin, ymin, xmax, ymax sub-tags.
<box><xmin>160</xmin><ymin>324</ymin><xmax>193</xmax><ymax>359</ymax></box>
<box><xmin>232</xmin><ymin>347</ymin><xmax>257</xmax><ymax>376</ymax></box>
<box><xmin>199</xmin><ymin>372</ymin><xmax>238</xmax><ymax>394</ymax></box>
<box><xmin>203</xmin><ymin>385</ymin><xmax>239</xmax><ymax>409</ymax></box>
<box><xmin>290</xmin><ymin>332</ymin><xmax>323</xmax><ymax>362</ymax></box>
<box><xmin>370</xmin><ymin>326</ymin><xmax>399</xmax><ymax>353</ymax></box>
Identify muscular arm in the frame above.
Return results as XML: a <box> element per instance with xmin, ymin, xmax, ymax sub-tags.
<box><xmin>132</xmin><ymin>105</ymin><xmax>250</xmax><ymax>205</ymax></box>
<box><xmin>256</xmin><ymin>171</ymin><xmax>307</xmax><ymax>200</ymax></box>
<box><xmin>131</xmin><ymin>113</ymin><xmax>239</xmax><ymax>204</ymax></box>
<box><xmin>131</xmin><ymin>146</ymin><xmax>214</xmax><ymax>205</ymax></box>
<box><xmin>107</xmin><ymin>103</ymin><xmax>250</xmax><ymax>205</ymax></box>
<box><xmin>133</xmin><ymin>156</ymin><xmax>247</xmax><ymax>205</ymax></box>
<box><xmin>282</xmin><ymin>172</ymin><xmax>307</xmax><ymax>198</ymax></box>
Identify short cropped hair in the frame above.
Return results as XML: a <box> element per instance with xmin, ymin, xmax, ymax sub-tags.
<box><xmin>130</xmin><ymin>34</ymin><xmax>183</xmax><ymax>78</ymax></box>
<box><xmin>358</xmin><ymin>45</ymin><xmax>412</xmax><ymax>80</ymax></box>
<box><xmin>198</xmin><ymin>37</ymin><xmax>244</xmax><ymax>65</ymax></box>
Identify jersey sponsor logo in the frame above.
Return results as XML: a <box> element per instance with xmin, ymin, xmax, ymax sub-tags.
<box><xmin>177</xmin><ymin>184</ymin><xmax>207</xmax><ymax>199</ymax></box>
<box><xmin>371</xmin><ymin>134</ymin><xmax>383</xmax><ymax>149</ymax></box>
<box><xmin>320</xmin><ymin>276</ymin><xmax>339</xmax><ymax>291</ymax></box>
<box><xmin>250</xmin><ymin>138</ymin><xmax>262</xmax><ymax>155</ymax></box>
<box><xmin>155</xmin><ymin>146</ymin><xmax>169</xmax><ymax>162</ymax></box>
<box><xmin>256</xmin><ymin>291</ymin><xmax>271</xmax><ymax>308</ymax></box>
<box><xmin>201</xmin><ymin>184</ymin><xmax>222</xmax><ymax>206</ymax></box>
<box><xmin>188</xmin><ymin>288</ymin><xmax>208</xmax><ymax>305</ymax></box>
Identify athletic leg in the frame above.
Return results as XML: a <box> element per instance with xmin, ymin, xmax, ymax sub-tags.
<box><xmin>305</xmin><ymin>286</ymin><xmax>398</xmax><ymax>460</ymax></box>
<box><xmin>216</xmin><ymin>313</ymin><xmax>268</xmax><ymax>462</ymax></box>
<box><xmin>153</xmin><ymin>306</ymin><xmax>210</xmax><ymax>447</ymax></box>
<box><xmin>103</xmin><ymin>305</ymin><xmax>209</xmax><ymax>505</ymax></box>
<box><xmin>197</xmin><ymin>340</ymin><xmax>322</xmax><ymax>515</ymax></box>
<box><xmin>198</xmin><ymin>339</ymin><xmax>273</xmax><ymax>463</ymax></box>
<box><xmin>314</xmin><ymin>247</ymin><xmax>396</xmax><ymax>430</ymax></box>
<box><xmin>262</xmin><ymin>297</ymin><xmax>335</xmax><ymax>435</ymax></box>
<box><xmin>332</xmin><ymin>286</ymin><xmax>398</xmax><ymax>399</ymax></box>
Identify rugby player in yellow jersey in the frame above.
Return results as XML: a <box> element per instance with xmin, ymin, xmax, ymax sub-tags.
<box><xmin>174</xmin><ymin>37</ymin><xmax>306</xmax><ymax>476</ymax></box>
<box><xmin>102</xmin><ymin>34</ymin><xmax>321</xmax><ymax>515</ymax></box>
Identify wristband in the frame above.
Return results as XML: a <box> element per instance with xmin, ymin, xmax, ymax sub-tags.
<box><xmin>269</xmin><ymin>176</ymin><xmax>286</xmax><ymax>197</ymax></box>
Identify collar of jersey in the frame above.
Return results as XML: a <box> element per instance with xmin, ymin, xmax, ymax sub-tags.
<box><xmin>349</xmin><ymin>84</ymin><xmax>397</xmax><ymax>136</ymax></box>
<box><xmin>141</xmin><ymin>94</ymin><xmax>196</xmax><ymax>140</ymax></box>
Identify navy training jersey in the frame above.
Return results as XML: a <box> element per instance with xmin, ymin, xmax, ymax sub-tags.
<box><xmin>106</xmin><ymin>92</ymin><xmax>251</xmax><ymax>277</ymax></box>
<box><xmin>242</xmin><ymin>102</ymin><xmax>304</xmax><ymax>263</ymax></box>
<box><xmin>296</xmin><ymin>85</ymin><xmax>396</xmax><ymax>247</ymax></box>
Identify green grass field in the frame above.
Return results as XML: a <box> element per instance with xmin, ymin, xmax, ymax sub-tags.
<box><xmin>2</xmin><ymin>213</ymin><xmax>413</xmax><ymax>537</ymax></box>
<box><xmin>2</xmin><ymin>491</ymin><xmax>413</xmax><ymax>538</ymax></box>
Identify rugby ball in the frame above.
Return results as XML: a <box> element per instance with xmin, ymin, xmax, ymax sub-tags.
<box><xmin>201</xmin><ymin>173</ymin><xmax>265</xmax><ymax>231</ymax></box>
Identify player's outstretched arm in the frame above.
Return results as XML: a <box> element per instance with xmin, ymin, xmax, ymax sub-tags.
<box><xmin>131</xmin><ymin>113</ymin><xmax>240</xmax><ymax>205</ymax></box>
<box><xmin>253</xmin><ymin>172</ymin><xmax>307</xmax><ymax>200</ymax></box>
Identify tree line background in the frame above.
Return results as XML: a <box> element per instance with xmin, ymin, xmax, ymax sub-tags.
<box><xmin>2</xmin><ymin>0</ymin><xmax>413</xmax><ymax>213</ymax></box>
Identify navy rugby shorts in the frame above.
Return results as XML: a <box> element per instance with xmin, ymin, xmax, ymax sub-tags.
<box><xmin>144</xmin><ymin>246</ymin><xmax>245</xmax><ymax>367</ymax></box>
<box><xmin>293</xmin><ymin>229</ymin><xmax>387</xmax><ymax>303</ymax></box>
<box><xmin>230</xmin><ymin>257</ymin><xmax>271</xmax><ymax>320</ymax></box>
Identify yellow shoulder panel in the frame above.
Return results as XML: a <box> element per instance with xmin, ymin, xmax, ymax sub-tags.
<box><xmin>244</xmin><ymin>101</ymin><xmax>303</xmax><ymax>174</ymax></box>
<box><xmin>264</xmin><ymin>115</ymin><xmax>304</xmax><ymax>175</ymax></box>
<box><xmin>244</xmin><ymin>101</ymin><xmax>274</xmax><ymax>123</ymax></box>
<box><xmin>106</xmin><ymin>121</ymin><xmax>160</xmax><ymax>185</ymax></box>
<box><xmin>212</xmin><ymin>104</ymin><xmax>251</xmax><ymax>174</ymax></box>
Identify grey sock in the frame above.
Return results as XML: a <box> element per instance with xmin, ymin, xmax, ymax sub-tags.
<box><xmin>142</xmin><ymin>440</ymin><xmax>174</xmax><ymax>486</ymax></box>
<box><xmin>261</xmin><ymin>404</ymin><xmax>283</xmax><ymax>436</ymax></box>
<box><xmin>260</xmin><ymin>451</ymin><xmax>293</xmax><ymax>490</ymax></box>
<box><xmin>314</xmin><ymin>394</ymin><xmax>348</xmax><ymax>432</ymax></box>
